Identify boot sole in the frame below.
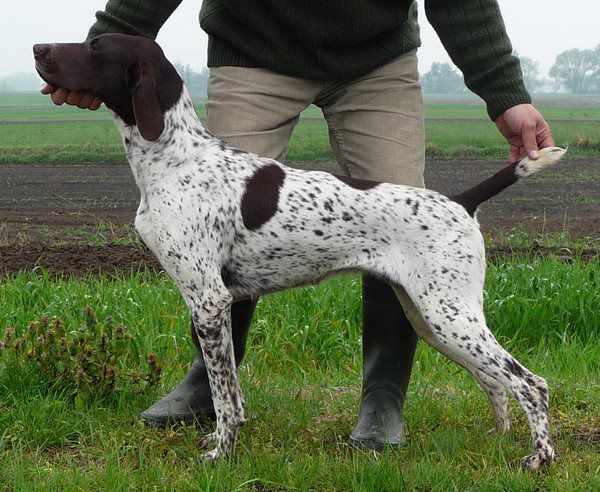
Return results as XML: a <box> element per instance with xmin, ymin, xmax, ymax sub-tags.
<box><xmin>140</xmin><ymin>410</ymin><xmax>216</xmax><ymax>429</ymax></box>
<box><xmin>348</xmin><ymin>434</ymin><xmax>408</xmax><ymax>451</ymax></box>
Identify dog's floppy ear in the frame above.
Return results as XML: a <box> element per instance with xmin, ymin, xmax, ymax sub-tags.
<box><xmin>128</xmin><ymin>62</ymin><xmax>164</xmax><ymax>141</ymax></box>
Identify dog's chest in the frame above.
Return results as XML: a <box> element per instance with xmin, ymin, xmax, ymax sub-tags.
<box><xmin>133</xmin><ymin>195</ymin><xmax>163</xmax><ymax>259</ymax></box>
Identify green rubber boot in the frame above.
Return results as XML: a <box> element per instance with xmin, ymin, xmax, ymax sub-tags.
<box><xmin>140</xmin><ymin>298</ymin><xmax>257</xmax><ymax>427</ymax></box>
<box><xmin>349</xmin><ymin>274</ymin><xmax>418</xmax><ymax>450</ymax></box>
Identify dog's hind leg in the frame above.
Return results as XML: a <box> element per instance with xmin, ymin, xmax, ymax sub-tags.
<box><xmin>392</xmin><ymin>285</ymin><xmax>511</xmax><ymax>434</ymax></box>
<box><xmin>466</xmin><ymin>363</ymin><xmax>511</xmax><ymax>434</ymax></box>
<box><xmin>391</xmin><ymin>284</ymin><xmax>552</xmax><ymax>470</ymax></box>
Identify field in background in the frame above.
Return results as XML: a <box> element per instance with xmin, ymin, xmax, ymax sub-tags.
<box><xmin>1</xmin><ymin>92</ymin><xmax>599</xmax><ymax>164</ymax></box>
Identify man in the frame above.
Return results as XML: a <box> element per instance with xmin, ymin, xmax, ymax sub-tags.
<box><xmin>43</xmin><ymin>0</ymin><xmax>554</xmax><ymax>450</ymax></box>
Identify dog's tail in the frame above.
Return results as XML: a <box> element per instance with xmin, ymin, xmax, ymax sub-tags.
<box><xmin>451</xmin><ymin>147</ymin><xmax>567</xmax><ymax>216</ymax></box>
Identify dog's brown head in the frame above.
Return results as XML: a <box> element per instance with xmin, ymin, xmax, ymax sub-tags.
<box><xmin>33</xmin><ymin>33</ymin><xmax>182</xmax><ymax>141</ymax></box>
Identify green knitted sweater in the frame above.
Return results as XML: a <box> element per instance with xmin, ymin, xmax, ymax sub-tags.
<box><xmin>88</xmin><ymin>0</ymin><xmax>531</xmax><ymax>120</ymax></box>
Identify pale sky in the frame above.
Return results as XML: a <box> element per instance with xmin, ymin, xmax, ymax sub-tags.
<box><xmin>1</xmin><ymin>0</ymin><xmax>599</xmax><ymax>78</ymax></box>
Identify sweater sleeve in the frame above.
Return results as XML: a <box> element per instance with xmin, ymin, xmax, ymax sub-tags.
<box><xmin>87</xmin><ymin>0</ymin><xmax>183</xmax><ymax>40</ymax></box>
<box><xmin>424</xmin><ymin>0</ymin><xmax>531</xmax><ymax>120</ymax></box>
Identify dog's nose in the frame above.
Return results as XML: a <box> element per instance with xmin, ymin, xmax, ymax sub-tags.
<box><xmin>33</xmin><ymin>44</ymin><xmax>51</xmax><ymax>59</ymax></box>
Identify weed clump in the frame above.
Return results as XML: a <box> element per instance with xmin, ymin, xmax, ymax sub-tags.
<box><xmin>0</xmin><ymin>307</ymin><xmax>162</xmax><ymax>406</ymax></box>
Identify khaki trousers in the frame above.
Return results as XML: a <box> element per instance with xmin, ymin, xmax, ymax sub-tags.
<box><xmin>205</xmin><ymin>50</ymin><xmax>425</xmax><ymax>187</ymax></box>
<box><xmin>205</xmin><ymin>52</ymin><xmax>423</xmax><ymax>435</ymax></box>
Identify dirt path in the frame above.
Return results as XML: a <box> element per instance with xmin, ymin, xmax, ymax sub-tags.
<box><xmin>2</xmin><ymin>158</ymin><xmax>597</xmax><ymax>234</ymax></box>
<box><xmin>0</xmin><ymin>158</ymin><xmax>598</xmax><ymax>274</ymax></box>
<box><xmin>1</xmin><ymin>243</ymin><xmax>596</xmax><ymax>278</ymax></box>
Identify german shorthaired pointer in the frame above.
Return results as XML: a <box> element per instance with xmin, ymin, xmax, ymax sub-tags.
<box><xmin>34</xmin><ymin>34</ymin><xmax>566</xmax><ymax>470</ymax></box>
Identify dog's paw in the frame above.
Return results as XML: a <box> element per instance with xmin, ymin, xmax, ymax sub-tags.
<box><xmin>198</xmin><ymin>432</ymin><xmax>216</xmax><ymax>450</ymax></box>
<box><xmin>487</xmin><ymin>428</ymin><xmax>499</xmax><ymax>437</ymax></box>
<box><xmin>487</xmin><ymin>423</ymin><xmax>511</xmax><ymax>437</ymax></box>
<box><xmin>521</xmin><ymin>451</ymin><xmax>556</xmax><ymax>472</ymax></box>
<box><xmin>201</xmin><ymin>448</ymin><xmax>219</xmax><ymax>463</ymax></box>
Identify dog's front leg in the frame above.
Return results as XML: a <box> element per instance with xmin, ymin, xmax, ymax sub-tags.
<box><xmin>186</xmin><ymin>285</ymin><xmax>245</xmax><ymax>461</ymax></box>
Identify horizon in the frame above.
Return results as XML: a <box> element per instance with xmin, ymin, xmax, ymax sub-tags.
<box><xmin>1</xmin><ymin>1</ymin><xmax>599</xmax><ymax>84</ymax></box>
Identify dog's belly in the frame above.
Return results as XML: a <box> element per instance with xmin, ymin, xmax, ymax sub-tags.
<box><xmin>221</xmin><ymin>217</ymin><xmax>400</xmax><ymax>299</ymax></box>
<box><xmin>222</xmin><ymin>243</ymin><xmax>354</xmax><ymax>298</ymax></box>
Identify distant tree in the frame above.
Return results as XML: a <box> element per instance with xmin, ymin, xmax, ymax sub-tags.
<box><xmin>592</xmin><ymin>45</ymin><xmax>600</xmax><ymax>92</ymax></box>
<box><xmin>420</xmin><ymin>62</ymin><xmax>466</xmax><ymax>94</ymax></box>
<box><xmin>549</xmin><ymin>47</ymin><xmax>599</xmax><ymax>93</ymax></box>
<box><xmin>0</xmin><ymin>73</ymin><xmax>42</xmax><ymax>92</ymax></box>
<box><xmin>173</xmin><ymin>63</ymin><xmax>209</xmax><ymax>97</ymax></box>
<box><xmin>518</xmin><ymin>56</ymin><xmax>544</xmax><ymax>93</ymax></box>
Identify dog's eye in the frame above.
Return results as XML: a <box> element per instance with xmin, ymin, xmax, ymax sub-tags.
<box><xmin>89</xmin><ymin>39</ymin><xmax>99</xmax><ymax>51</ymax></box>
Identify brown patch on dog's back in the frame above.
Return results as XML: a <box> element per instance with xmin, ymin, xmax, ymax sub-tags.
<box><xmin>241</xmin><ymin>164</ymin><xmax>286</xmax><ymax>231</ymax></box>
<box><xmin>333</xmin><ymin>174</ymin><xmax>380</xmax><ymax>190</ymax></box>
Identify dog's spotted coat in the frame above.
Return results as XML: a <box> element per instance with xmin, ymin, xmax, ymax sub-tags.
<box><xmin>34</xmin><ymin>34</ymin><xmax>567</xmax><ymax>470</ymax></box>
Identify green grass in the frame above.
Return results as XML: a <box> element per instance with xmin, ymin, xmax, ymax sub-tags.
<box><xmin>423</xmin><ymin>104</ymin><xmax>600</xmax><ymax>121</ymax></box>
<box><xmin>483</xmin><ymin>229</ymin><xmax>600</xmax><ymax>254</ymax></box>
<box><xmin>0</xmin><ymin>119</ymin><xmax>337</xmax><ymax>164</ymax></box>
<box><xmin>424</xmin><ymin>120</ymin><xmax>600</xmax><ymax>160</ymax></box>
<box><xmin>1</xmin><ymin>118</ymin><xmax>599</xmax><ymax>165</ymax></box>
<box><xmin>0</xmin><ymin>256</ymin><xmax>598</xmax><ymax>490</ymax></box>
<box><xmin>0</xmin><ymin>100</ymin><xmax>321</xmax><ymax>122</ymax></box>
<box><xmin>2</xmin><ymin>92</ymin><xmax>599</xmax><ymax>120</ymax></box>
<box><xmin>1</xmin><ymin>93</ymin><xmax>600</xmax><ymax>164</ymax></box>
<box><xmin>0</xmin><ymin>93</ymin><xmax>51</xmax><ymax>106</ymax></box>
<box><xmin>1</xmin><ymin>100</ymin><xmax>598</xmax><ymax>124</ymax></box>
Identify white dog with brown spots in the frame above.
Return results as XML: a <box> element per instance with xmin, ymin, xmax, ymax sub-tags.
<box><xmin>34</xmin><ymin>33</ymin><xmax>567</xmax><ymax>470</ymax></box>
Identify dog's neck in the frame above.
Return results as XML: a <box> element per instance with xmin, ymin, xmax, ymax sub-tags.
<box><xmin>111</xmin><ymin>85</ymin><xmax>214</xmax><ymax>188</ymax></box>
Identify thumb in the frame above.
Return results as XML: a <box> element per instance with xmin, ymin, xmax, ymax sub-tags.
<box><xmin>522</xmin><ymin>122</ymin><xmax>540</xmax><ymax>160</ymax></box>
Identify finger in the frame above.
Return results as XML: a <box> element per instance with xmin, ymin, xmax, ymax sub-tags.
<box><xmin>521</xmin><ymin>122</ymin><xmax>540</xmax><ymax>159</ymax></box>
<box><xmin>537</xmin><ymin>128</ymin><xmax>556</xmax><ymax>149</ymax></box>
<box><xmin>507</xmin><ymin>135</ymin><xmax>523</xmax><ymax>147</ymax></box>
<box><xmin>88</xmin><ymin>97</ymin><xmax>103</xmax><ymax>111</ymax></box>
<box><xmin>50</xmin><ymin>87</ymin><xmax>69</xmax><ymax>106</ymax></box>
<box><xmin>65</xmin><ymin>91</ymin><xmax>84</xmax><ymax>106</ymax></box>
<box><xmin>518</xmin><ymin>146</ymin><xmax>528</xmax><ymax>160</ymax></box>
<box><xmin>41</xmin><ymin>84</ymin><xmax>56</xmax><ymax>95</ymax></box>
<box><xmin>509</xmin><ymin>144</ymin><xmax>519</xmax><ymax>164</ymax></box>
<box><xmin>77</xmin><ymin>93</ymin><xmax>95</xmax><ymax>109</ymax></box>
<box><xmin>538</xmin><ymin>134</ymin><xmax>555</xmax><ymax>150</ymax></box>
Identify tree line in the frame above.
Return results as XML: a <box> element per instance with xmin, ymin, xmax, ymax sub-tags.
<box><xmin>1</xmin><ymin>46</ymin><xmax>599</xmax><ymax>95</ymax></box>
<box><xmin>172</xmin><ymin>63</ymin><xmax>209</xmax><ymax>97</ymax></box>
<box><xmin>420</xmin><ymin>45</ymin><xmax>600</xmax><ymax>94</ymax></box>
<box><xmin>0</xmin><ymin>63</ymin><xmax>211</xmax><ymax>96</ymax></box>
